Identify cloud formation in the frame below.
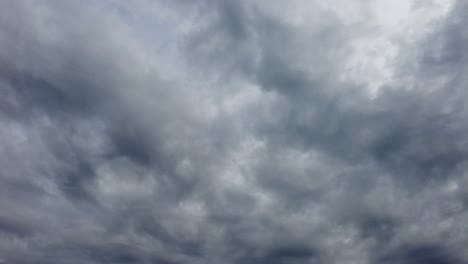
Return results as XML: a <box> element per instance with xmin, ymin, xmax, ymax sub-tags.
<box><xmin>1</xmin><ymin>0</ymin><xmax>467</xmax><ymax>263</ymax></box>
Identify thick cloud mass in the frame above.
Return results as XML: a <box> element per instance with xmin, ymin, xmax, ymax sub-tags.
<box><xmin>1</xmin><ymin>0</ymin><xmax>468</xmax><ymax>263</ymax></box>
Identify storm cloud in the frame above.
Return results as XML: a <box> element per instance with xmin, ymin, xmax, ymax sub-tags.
<box><xmin>1</xmin><ymin>0</ymin><xmax>468</xmax><ymax>263</ymax></box>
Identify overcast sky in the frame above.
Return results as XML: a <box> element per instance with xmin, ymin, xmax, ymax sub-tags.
<box><xmin>1</xmin><ymin>0</ymin><xmax>468</xmax><ymax>263</ymax></box>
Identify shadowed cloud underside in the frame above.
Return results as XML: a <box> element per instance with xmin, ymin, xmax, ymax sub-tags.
<box><xmin>1</xmin><ymin>0</ymin><xmax>468</xmax><ymax>263</ymax></box>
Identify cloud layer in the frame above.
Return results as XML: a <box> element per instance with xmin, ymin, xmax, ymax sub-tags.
<box><xmin>1</xmin><ymin>0</ymin><xmax>468</xmax><ymax>263</ymax></box>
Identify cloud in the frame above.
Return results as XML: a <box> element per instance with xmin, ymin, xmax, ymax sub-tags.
<box><xmin>1</xmin><ymin>0</ymin><xmax>468</xmax><ymax>263</ymax></box>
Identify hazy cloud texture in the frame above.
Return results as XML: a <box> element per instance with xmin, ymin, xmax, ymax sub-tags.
<box><xmin>1</xmin><ymin>0</ymin><xmax>468</xmax><ymax>263</ymax></box>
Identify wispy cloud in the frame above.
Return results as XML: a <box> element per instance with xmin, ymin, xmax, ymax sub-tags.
<box><xmin>1</xmin><ymin>0</ymin><xmax>467</xmax><ymax>263</ymax></box>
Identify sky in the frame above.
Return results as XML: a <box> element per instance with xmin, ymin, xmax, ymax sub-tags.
<box><xmin>0</xmin><ymin>0</ymin><xmax>468</xmax><ymax>263</ymax></box>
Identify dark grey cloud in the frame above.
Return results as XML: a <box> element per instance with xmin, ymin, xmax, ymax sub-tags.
<box><xmin>377</xmin><ymin>243</ymin><xmax>464</xmax><ymax>264</ymax></box>
<box><xmin>1</xmin><ymin>0</ymin><xmax>468</xmax><ymax>263</ymax></box>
